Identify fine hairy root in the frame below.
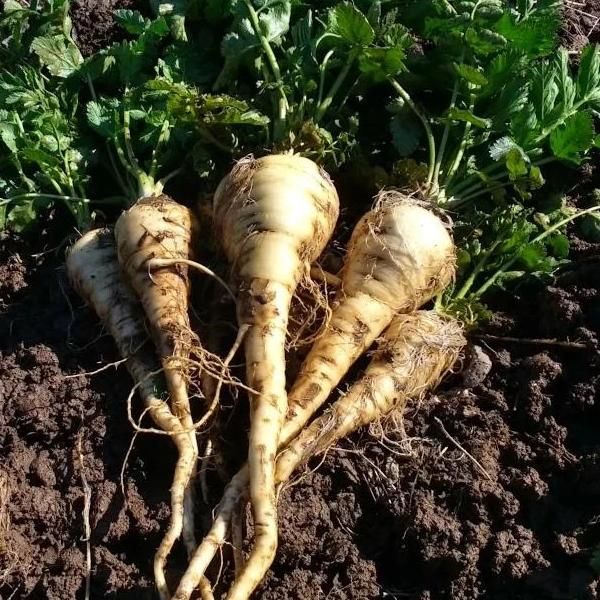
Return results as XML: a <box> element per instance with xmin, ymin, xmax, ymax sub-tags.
<box><xmin>207</xmin><ymin>154</ymin><xmax>339</xmax><ymax>600</ymax></box>
<box><xmin>66</xmin><ymin>228</ymin><xmax>197</xmax><ymax>600</ymax></box>
<box><xmin>276</xmin><ymin>311</ymin><xmax>466</xmax><ymax>482</ymax></box>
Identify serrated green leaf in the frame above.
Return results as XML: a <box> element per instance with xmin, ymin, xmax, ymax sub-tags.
<box><xmin>366</xmin><ymin>1</ymin><xmax>381</xmax><ymax>27</ymax></box>
<box><xmin>547</xmin><ymin>233</ymin><xmax>569</xmax><ymax>258</ymax></box>
<box><xmin>3</xmin><ymin>0</ymin><xmax>23</xmax><ymax>13</ymax></box>
<box><xmin>577</xmin><ymin>44</ymin><xmax>600</xmax><ymax>102</ymax></box>
<box><xmin>258</xmin><ymin>1</ymin><xmax>291</xmax><ymax>42</ymax></box>
<box><xmin>506</xmin><ymin>147</ymin><xmax>529</xmax><ymax>178</ymax></box>
<box><xmin>86</xmin><ymin>99</ymin><xmax>119</xmax><ymax>137</ymax></box>
<box><xmin>114</xmin><ymin>9</ymin><xmax>148</xmax><ymax>34</ymax></box>
<box><xmin>556</xmin><ymin>48</ymin><xmax>576</xmax><ymax>110</ymax></box>
<box><xmin>454</xmin><ymin>63</ymin><xmax>488</xmax><ymax>87</ymax></box>
<box><xmin>198</xmin><ymin>94</ymin><xmax>269</xmax><ymax>126</ymax></box>
<box><xmin>328</xmin><ymin>2</ymin><xmax>374</xmax><ymax>46</ymax></box>
<box><xmin>447</xmin><ymin>108</ymin><xmax>491</xmax><ymax>129</ymax></box>
<box><xmin>489</xmin><ymin>136</ymin><xmax>519</xmax><ymax>161</ymax></box>
<box><xmin>358</xmin><ymin>46</ymin><xmax>405</xmax><ymax>81</ymax></box>
<box><xmin>549</xmin><ymin>111</ymin><xmax>594</xmax><ymax>163</ymax></box>
<box><xmin>424</xmin><ymin>14</ymin><xmax>469</xmax><ymax>39</ymax></box>
<box><xmin>31</xmin><ymin>34</ymin><xmax>83</xmax><ymax>78</ymax></box>
<box><xmin>465</xmin><ymin>27</ymin><xmax>506</xmax><ymax>55</ymax></box>
<box><xmin>6</xmin><ymin>200</ymin><xmax>37</xmax><ymax>233</ymax></box>
<box><xmin>494</xmin><ymin>11</ymin><xmax>558</xmax><ymax>57</ymax></box>
<box><xmin>0</xmin><ymin>123</ymin><xmax>17</xmax><ymax>154</ymax></box>
<box><xmin>530</xmin><ymin>60</ymin><xmax>558</xmax><ymax>124</ymax></box>
<box><xmin>529</xmin><ymin>165</ymin><xmax>545</xmax><ymax>188</ymax></box>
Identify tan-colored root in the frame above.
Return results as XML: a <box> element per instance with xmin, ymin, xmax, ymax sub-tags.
<box><xmin>198</xmin><ymin>576</ymin><xmax>216</xmax><ymax>600</ymax></box>
<box><xmin>115</xmin><ymin>196</ymin><xmax>201</xmax><ymax>557</ymax></box>
<box><xmin>174</xmin><ymin>190</ymin><xmax>454</xmax><ymax>600</ymax></box>
<box><xmin>212</xmin><ymin>153</ymin><xmax>340</xmax><ymax>600</ymax></box>
<box><xmin>172</xmin><ymin>467</ymin><xmax>250</xmax><ymax>600</ymax></box>
<box><xmin>276</xmin><ymin>311</ymin><xmax>466</xmax><ymax>483</ymax></box>
<box><xmin>66</xmin><ymin>229</ymin><xmax>198</xmax><ymax>600</ymax></box>
<box><xmin>146</xmin><ymin>257</ymin><xmax>236</xmax><ymax>304</ymax></box>
<box><xmin>173</xmin><ymin>312</ymin><xmax>464</xmax><ymax>600</ymax></box>
<box><xmin>114</xmin><ymin>195</ymin><xmax>198</xmax><ymax>426</ymax></box>
<box><xmin>229</xmin><ymin>280</ymin><xmax>291</xmax><ymax>600</ymax></box>
<box><xmin>283</xmin><ymin>189</ymin><xmax>456</xmax><ymax>448</ymax></box>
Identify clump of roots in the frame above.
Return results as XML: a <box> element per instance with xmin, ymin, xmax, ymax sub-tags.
<box><xmin>287</xmin><ymin>264</ymin><xmax>336</xmax><ymax>351</ymax></box>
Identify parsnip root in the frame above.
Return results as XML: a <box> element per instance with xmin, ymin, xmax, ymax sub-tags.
<box><xmin>276</xmin><ymin>311</ymin><xmax>466</xmax><ymax>483</ymax></box>
<box><xmin>211</xmin><ymin>154</ymin><xmax>339</xmax><ymax>600</ymax></box>
<box><xmin>66</xmin><ymin>229</ymin><xmax>196</xmax><ymax>600</ymax></box>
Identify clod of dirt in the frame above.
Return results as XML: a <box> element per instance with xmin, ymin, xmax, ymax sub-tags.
<box><xmin>461</xmin><ymin>344</ymin><xmax>493</xmax><ymax>388</ymax></box>
<box><xmin>70</xmin><ymin>0</ymin><xmax>148</xmax><ymax>56</ymax></box>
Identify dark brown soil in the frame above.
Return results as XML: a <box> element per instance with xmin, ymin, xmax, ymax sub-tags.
<box><xmin>71</xmin><ymin>0</ymin><xmax>149</xmax><ymax>56</ymax></box>
<box><xmin>562</xmin><ymin>0</ymin><xmax>600</xmax><ymax>52</ymax></box>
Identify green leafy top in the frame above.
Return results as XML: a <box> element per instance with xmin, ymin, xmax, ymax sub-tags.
<box><xmin>0</xmin><ymin>0</ymin><xmax>91</xmax><ymax>231</ymax></box>
<box><xmin>211</xmin><ymin>1</ymin><xmax>412</xmax><ymax>164</ymax></box>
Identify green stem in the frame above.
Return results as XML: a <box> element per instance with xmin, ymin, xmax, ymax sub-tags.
<box><xmin>317</xmin><ymin>50</ymin><xmax>335</xmax><ymax>108</ymax></box>
<box><xmin>454</xmin><ymin>240</ymin><xmax>501</xmax><ymax>300</ymax></box>
<box><xmin>105</xmin><ymin>141</ymin><xmax>130</xmax><ymax>196</ymax></box>
<box><xmin>432</xmin><ymin>67</ymin><xmax>462</xmax><ymax>193</ymax></box>
<box><xmin>314</xmin><ymin>53</ymin><xmax>355</xmax><ymax>123</ymax></box>
<box><xmin>4</xmin><ymin>192</ymin><xmax>91</xmax><ymax>203</ymax></box>
<box><xmin>389</xmin><ymin>78</ymin><xmax>436</xmax><ymax>187</ymax></box>
<box><xmin>449</xmin><ymin>156</ymin><xmax>556</xmax><ymax>205</ymax></box>
<box><xmin>122</xmin><ymin>106</ymin><xmax>143</xmax><ymax>178</ymax></box>
<box><xmin>159</xmin><ymin>167</ymin><xmax>184</xmax><ymax>189</ymax></box>
<box><xmin>449</xmin><ymin>181</ymin><xmax>513</xmax><ymax>208</ymax></box>
<box><xmin>149</xmin><ymin>119</ymin><xmax>170</xmax><ymax>181</ymax></box>
<box><xmin>474</xmin><ymin>206</ymin><xmax>600</xmax><ymax>297</ymax></box>
<box><xmin>448</xmin><ymin>162</ymin><xmax>505</xmax><ymax>195</ymax></box>
<box><xmin>443</xmin><ymin>89</ymin><xmax>475</xmax><ymax>188</ymax></box>
<box><xmin>243</xmin><ymin>0</ymin><xmax>288</xmax><ymax>140</ymax></box>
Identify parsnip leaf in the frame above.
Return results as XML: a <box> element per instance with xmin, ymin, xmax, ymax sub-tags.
<box><xmin>31</xmin><ymin>34</ymin><xmax>83</xmax><ymax>78</ymax></box>
<box><xmin>549</xmin><ymin>111</ymin><xmax>595</xmax><ymax>163</ymax></box>
<box><xmin>328</xmin><ymin>2</ymin><xmax>374</xmax><ymax>46</ymax></box>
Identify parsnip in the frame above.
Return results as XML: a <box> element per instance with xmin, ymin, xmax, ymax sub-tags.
<box><xmin>283</xmin><ymin>190</ymin><xmax>455</xmax><ymax>445</ymax></box>
<box><xmin>115</xmin><ymin>195</ymin><xmax>201</xmax><ymax>570</ymax></box>
<box><xmin>276</xmin><ymin>311</ymin><xmax>465</xmax><ymax>483</ymax></box>
<box><xmin>211</xmin><ymin>154</ymin><xmax>339</xmax><ymax>600</ymax></box>
<box><xmin>173</xmin><ymin>191</ymin><xmax>455</xmax><ymax>600</ymax></box>
<box><xmin>66</xmin><ymin>229</ymin><xmax>198</xmax><ymax>600</ymax></box>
